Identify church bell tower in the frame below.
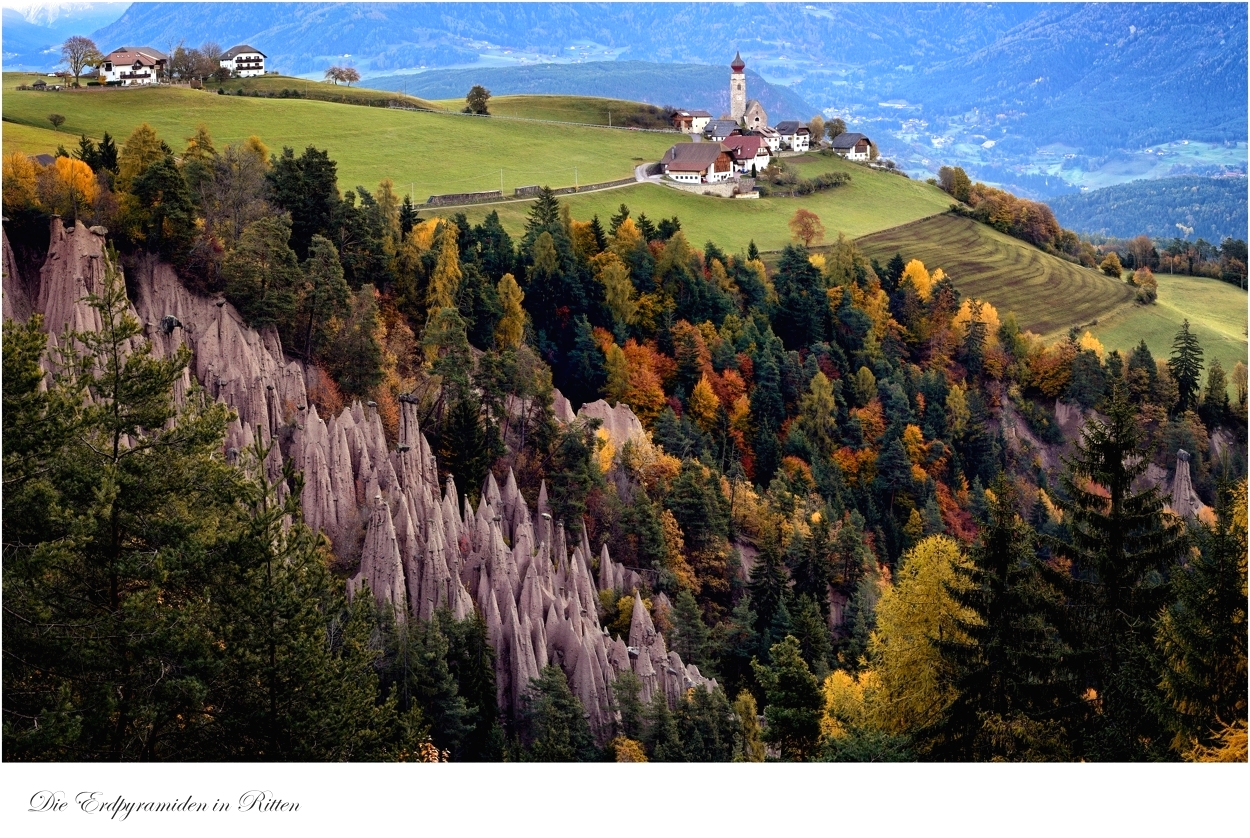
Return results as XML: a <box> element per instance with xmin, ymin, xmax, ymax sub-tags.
<box><xmin>730</xmin><ymin>51</ymin><xmax>746</xmax><ymax>121</ymax></box>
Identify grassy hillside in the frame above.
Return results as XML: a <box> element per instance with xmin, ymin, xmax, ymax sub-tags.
<box><xmin>211</xmin><ymin>74</ymin><xmax>442</xmax><ymax>111</ymax></box>
<box><xmin>1</xmin><ymin>120</ymin><xmax>71</xmax><ymax>156</ymax></box>
<box><xmin>428</xmin><ymin>154</ymin><xmax>953</xmax><ymax>252</ymax></box>
<box><xmin>430</xmin><ymin>94</ymin><xmax>672</xmax><ymax>128</ymax></box>
<box><xmin>1</xmin><ymin>72</ymin><xmax>676</xmax><ymax>197</ymax></box>
<box><xmin>857</xmin><ymin>214</ymin><xmax>1136</xmax><ymax>337</ymax></box>
<box><xmin>1091</xmin><ymin>273</ymin><xmax>1247</xmax><ymax>384</ymax></box>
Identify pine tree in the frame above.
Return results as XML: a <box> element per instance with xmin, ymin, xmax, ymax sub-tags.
<box><xmin>1168</xmin><ymin>319</ymin><xmax>1204</xmax><ymax>413</ymax></box>
<box><xmin>437</xmin><ymin>396</ymin><xmax>496</xmax><ymax>506</ymax></box>
<box><xmin>642</xmin><ymin>690</ymin><xmax>684</xmax><ymax>761</ymax></box>
<box><xmin>923</xmin><ymin>482</ymin><xmax>1075</xmax><ymax>760</ymax></box>
<box><xmin>519</xmin><ymin>666</ymin><xmax>599</xmax><ymax>761</ymax></box>
<box><xmin>674</xmin><ymin>686</ymin><xmax>735</xmax><ymax>761</ymax></box>
<box><xmin>1052</xmin><ymin>381</ymin><xmax>1186</xmax><ymax>760</ymax></box>
<box><xmin>752</xmin><ymin>635</ymin><xmax>823</xmax><ymax>760</ymax></box>
<box><xmin>670</xmin><ymin>589</ymin><xmax>711</xmax><ymax>669</ymax></box>
<box><xmin>608</xmin><ymin>203</ymin><xmax>630</xmax><ymax>236</ymax></box>
<box><xmin>399</xmin><ymin>194</ymin><xmax>418</xmax><ymax>236</ymax></box>
<box><xmin>611</xmin><ymin>671</ymin><xmax>645</xmax><ymax>740</ymax></box>
<box><xmin>748</xmin><ymin>538</ymin><xmax>788</xmax><ymax>644</ymax></box>
<box><xmin>299</xmin><ymin>234</ymin><xmax>350</xmax><ymax>360</ymax></box>
<box><xmin>1155</xmin><ymin>481</ymin><xmax>1248</xmax><ymax>757</ymax></box>
<box><xmin>790</xmin><ymin>594</ymin><xmax>833</xmax><ymax>679</ymax></box>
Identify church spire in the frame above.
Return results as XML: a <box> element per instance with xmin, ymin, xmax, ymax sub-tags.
<box><xmin>731</xmin><ymin>51</ymin><xmax>745</xmax><ymax>72</ymax></box>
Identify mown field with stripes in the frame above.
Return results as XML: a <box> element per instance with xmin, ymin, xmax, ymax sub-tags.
<box><xmin>856</xmin><ymin>213</ymin><xmax>1136</xmax><ymax>338</ymax></box>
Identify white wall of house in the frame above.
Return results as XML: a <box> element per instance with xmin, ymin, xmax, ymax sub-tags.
<box><xmin>99</xmin><ymin>60</ymin><xmax>157</xmax><ymax>85</ymax></box>
<box><xmin>783</xmin><ymin>132</ymin><xmax>810</xmax><ymax>153</ymax></box>
<box><xmin>667</xmin><ymin>170</ymin><xmax>703</xmax><ymax>183</ymax></box>
<box><xmin>690</xmin><ymin>115</ymin><xmax>711</xmax><ymax>133</ymax></box>
<box><xmin>221</xmin><ymin>52</ymin><xmax>265</xmax><ymax>77</ymax></box>
<box><xmin>845</xmin><ymin>144</ymin><xmax>871</xmax><ymax>161</ymax></box>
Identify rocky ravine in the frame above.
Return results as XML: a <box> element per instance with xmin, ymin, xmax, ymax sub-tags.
<box><xmin>2</xmin><ymin>220</ymin><xmax>713</xmax><ymax>742</ymax></box>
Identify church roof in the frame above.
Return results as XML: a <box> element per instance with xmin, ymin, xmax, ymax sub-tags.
<box><xmin>731</xmin><ymin>51</ymin><xmax>745</xmax><ymax>71</ymax></box>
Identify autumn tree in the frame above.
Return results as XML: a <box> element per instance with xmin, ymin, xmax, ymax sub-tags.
<box><xmin>825</xmin><ymin>118</ymin><xmax>846</xmax><ymax>142</ymax></box>
<box><xmin>1099</xmin><ymin>251</ymin><xmax>1123</xmax><ymax>278</ymax></box>
<box><xmin>494</xmin><ymin>273</ymin><xmax>525</xmax><ymax>349</ymax></box>
<box><xmin>465</xmin><ymin>84</ymin><xmax>491</xmax><ymax>115</ymax></box>
<box><xmin>59</xmin><ymin>36</ymin><xmax>103</xmax><ymax>87</ymax></box>
<box><xmin>788</xmin><ymin>208</ymin><xmax>825</xmax><ymax>248</ymax></box>
<box><xmin>869</xmin><ymin>535</ymin><xmax>974</xmax><ymax>734</ymax></box>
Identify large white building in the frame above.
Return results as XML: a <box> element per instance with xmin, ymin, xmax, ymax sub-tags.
<box><xmin>661</xmin><ymin>142</ymin><xmax>735</xmax><ymax>184</ymax></box>
<box><xmin>98</xmin><ymin>46</ymin><xmax>167</xmax><ymax>85</ymax></box>
<box><xmin>220</xmin><ymin>44</ymin><xmax>266</xmax><ymax>77</ymax></box>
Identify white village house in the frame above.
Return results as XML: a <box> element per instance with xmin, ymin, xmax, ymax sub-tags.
<box><xmin>219</xmin><ymin>45</ymin><xmax>266</xmax><ymax>77</ymax></box>
<box><xmin>97</xmin><ymin>46</ymin><xmax>167</xmax><ymax>85</ymax></box>
<box><xmin>830</xmin><ymin>132</ymin><xmax>875</xmax><ymax>161</ymax></box>
<box><xmin>721</xmin><ymin>134</ymin><xmax>772</xmax><ymax>175</ymax></box>
<box><xmin>774</xmin><ymin>121</ymin><xmax>811</xmax><ymax>153</ymax></box>
<box><xmin>661</xmin><ymin>142</ymin><xmax>735</xmax><ymax>183</ymax></box>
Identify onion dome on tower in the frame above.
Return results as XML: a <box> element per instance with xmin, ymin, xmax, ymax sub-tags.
<box><xmin>731</xmin><ymin>51</ymin><xmax>746</xmax><ymax>71</ymax></box>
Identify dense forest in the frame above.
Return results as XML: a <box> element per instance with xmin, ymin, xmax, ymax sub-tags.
<box><xmin>1048</xmin><ymin>175</ymin><xmax>1249</xmax><ymax>254</ymax></box>
<box><xmin>3</xmin><ymin>124</ymin><xmax>1246</xmax><ymax>762</ymax></box>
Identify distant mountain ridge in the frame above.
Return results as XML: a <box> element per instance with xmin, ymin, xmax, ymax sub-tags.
<box><xmin>370</xmin><ymin>62</ymin><xmax>816</xmax><ymax>124</ymax></box>
<box><xmin>1048</xmin><ymin>176</ymin><xmax>1249</xmax><ymax>243</ymax></box>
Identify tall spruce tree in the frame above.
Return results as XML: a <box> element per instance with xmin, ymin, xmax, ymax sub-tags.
<box><xmin>1167</xmin><ymin>319</ymin><xmax>1204</xmax><ymax>413</ymax></box>
<box><xmin>1051</xmin><ymin>381</ymin><xmax>1186</xmax><ymax>760</ymax></box>
<box><xmin>1155</xmin><ymin>481</ymin><xmax>1248</xmax><ymax>757</ymax></box>
<box><xmin>923</xmin><ymin>482</ymin><xmax>1075</xmax><ymax>760</ymax></box>
<box><xmin>752</xmin><ymin>635</ymin><xmax>823</xmax><ymax>760</ymax></box>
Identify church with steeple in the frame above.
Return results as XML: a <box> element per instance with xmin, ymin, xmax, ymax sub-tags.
<box><xmin>728</xmin><ymin>50</ymin><xmax>768</xmax><ymax>130</ymax></box>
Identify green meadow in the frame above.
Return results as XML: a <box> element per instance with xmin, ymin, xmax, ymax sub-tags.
<box><xmin>1090</xmin><ymin>272</ymin><xmax>1247</xmax><ymax>383</ymax></box>
<box><xmin>1</xmin><ymin>73</ymin><xmax>676</xmax><ymax>198</ymax></box>
<box><xmin>0</xmin><ymin>120</ymin><xmax>69</xmax><ymax>156</ymax></box>
<box><xmin>428</xmin><ymin>154</ymin><xmax>953</xmax><ymax>252</ymax></box>
<box><xmin>430</xmin><ymin>93</ymin><xmax>669</xmax><ymax>127</ymax></box>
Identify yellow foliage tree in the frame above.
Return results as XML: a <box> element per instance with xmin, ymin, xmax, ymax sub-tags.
<box><xmin>868</xmin><ymin>535</ymin><xmax>977</xmax><ymax>734</ymax></box>
<box><xmin>570</xmin><ymin>219</ymin><xmax>599</xmax><ymax>259</ymax></box>
<box><xmin>951</xmin><ymin>298</ymin><xmax>1002</xmax><ymax>350</ymax></box>
<box><xmin>797</xmin><ymin>370</ymin><xmax>839</xmax><ymax>459</ymax></box>
<box><xmin>182</xmin><ymin>124</ymin><xmax>216</xmax><ymax>163</ymax></box>
<box><xmin>821</xmin><ymin>669</ymin><xmax>879</xmax><ymax>738</ymax></box>
<box><xmin>660</xmin><ymin>509</ymin><xmax>698</xmax><ymax>593</ymax></box>
<box><xmin>243</xmin><ymin>135</ymin><xmax>269</xmax><ymax>166</ymax></box>
<box><xmin>427</xmin><ymin>222</ymin><xmax>462</xmax><ymax>312</ymax></box>
<box><xmin>602</xmin><ymin>342</ymin><xmax>630</xmax><ymax>405</ymax></box>
<box><xmin>734</xmin><ymin>691</ymin><xmax>767</xmax><ymax>762</ymax></box>
<box><xmin>610</xmin><ymin>736</ymin><xmax>649</xmax><ymax>762</ymax></box>
<box><xmin>45</xmin><ymin>156</ymin><xmax>98</xmax><ymax>220</ymax></box>
<box><xmin>687</xmin><ymin>375</ymin><xmax>720</xmax><ymax>433</ymax></box>
<box><xmin>117</xmin><ymin>122</ymin><xmax>165</xmax><ymax>186</ymax></box>
<box><xmin>495</xmin><ymin>272</ymin><xmax>525</xmax><ymax>349</ymax></box>
<box><xmin>610</xmin><ymin>215</ymin><xmax>644</xmax><ymax>259</ymax></box>
<box><xmin>900</xmin><ymin>259</ymin><xmax>933</xmax><ymax>301</ymax></box>
<box><xmin>1077</xmin><ymin>330</ymin><xmax>1105</xmax><ymax>358</ymax></box>
<box><xmin>375</xmin><ymin>177</ymin><xmax>401</xmax><ymax>252</ymax></box>
<box><xmin>594</xmin><ymin>253</ymin><xmax>638</xmax><ymax>328</ymax></box>
<box><xmin>2</xmin><ymin>151</ymin><xmax>40</xmax><ymax>212</ymax></box>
